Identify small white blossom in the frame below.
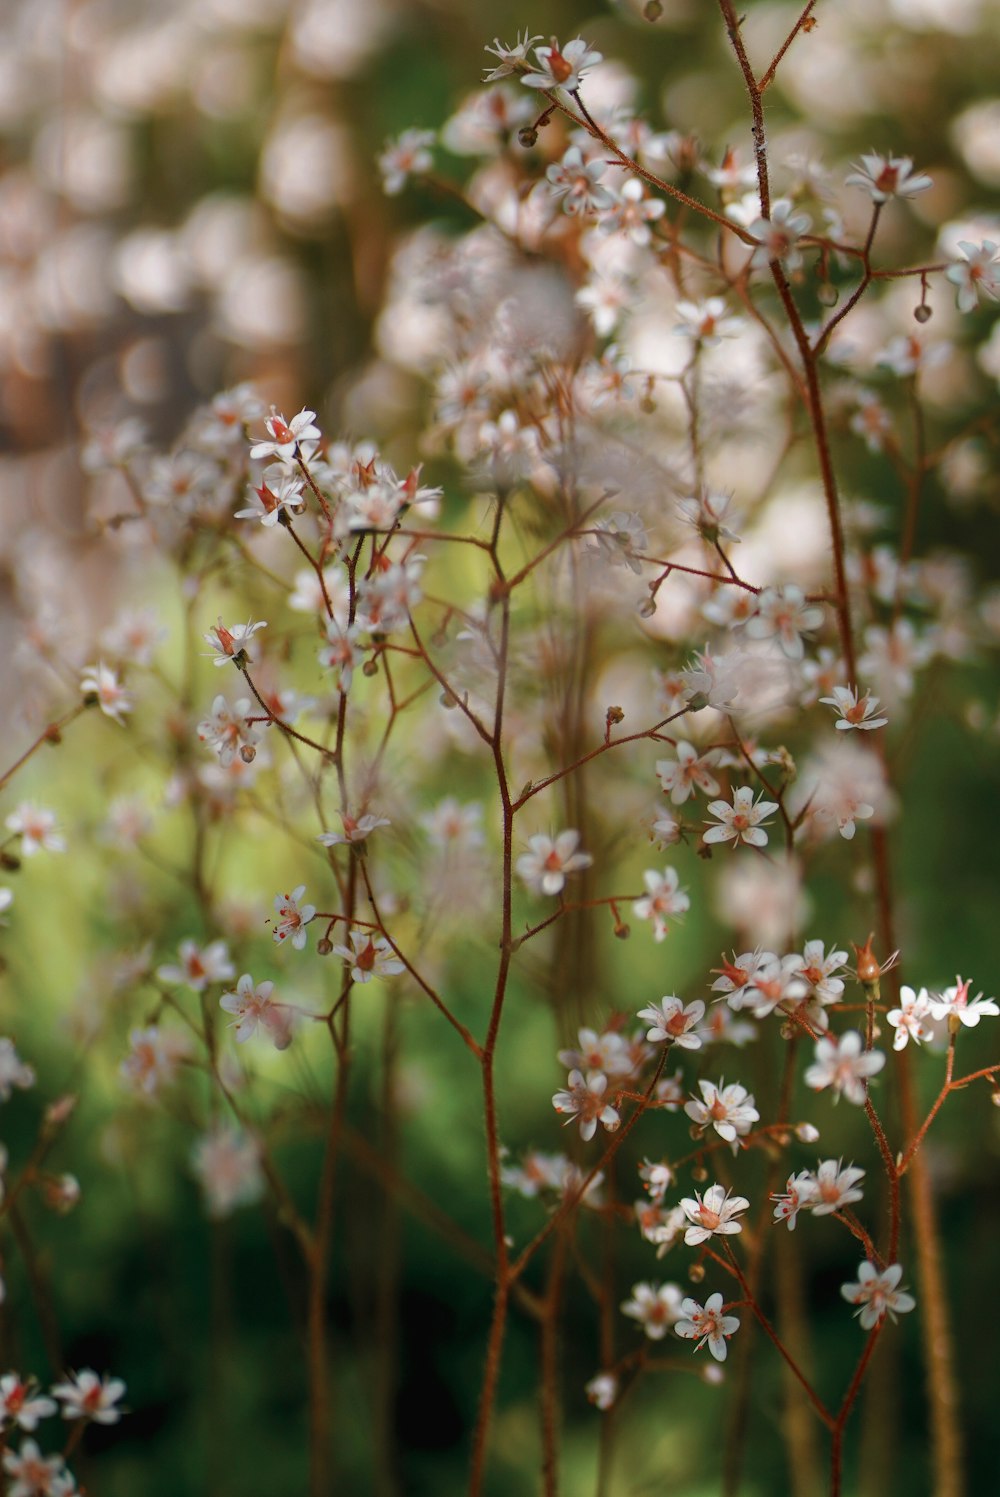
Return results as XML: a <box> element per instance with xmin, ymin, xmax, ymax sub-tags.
<box><xmin>841</xmin><ymin>1261</ymin><xmax>915</xmax><ymax>1329</ymax></box>
<box><xmin>684</xmin><ymin>1080</ymin><xmax>759</xmax><ymax>1147</ymax></box>
<box><xmin>621</xmin><ymin>1281</ymin><xmax>684</xmax><ymax>1340</ymax></box>
<box><xmin>675</xmin><ymin>1293</ymin><xmax>740</xmax><ymax>1361</ymax></box>
<box><xmin>50</xmin><ymin>1370</ymin><xmax>125</xmax><ymax>1425</ymax></box>
<box><xmin>0</xmin><ymin>1377</ymin><xmax>56</xmax><ymax>1432</ymax></box>
<box><xmin>637</xmin><ymin>996</ymin><xmax>705</xmax><ymax>1049</ymax></box>
<box><xmin>745</xmin><ymin>585</ymin><xmax>823</xmax><ymax>660</ymax></box>
<box><xmin>655</xmin><ymin>743</ymin><xmax>720</xmax><ymax>805</ymax></box>
<box><xmin>552</xmin><ymin>1069</ymin><xmax>620</xmax><ymax>1142</ymax></box>
<box><xmin>157</xmin><ymin>939</ymin><xmax>234</xmax><ymax>992</ymax></box>
<box><xmin>191</xmin><ymin>1126</ymin><xmax>264</xmax><ymax>1218</ymax></box>
<box><xmin>945</xmin><ymin>240</ymin><xmax>1000</xmax><ymax>313</ymax></box>
<box><xmin>482</xmin><ymin>30</ymin><xmax>542</xmax><ymax>82</ymax></box>
<box><xmin>679</xmin><ymin>1184</ymin><xmax>749</xmax><ymax>1246</ymax></box>
<box><xmin>516</xmin><ymin>831</ymin><xmax>592</xmax><ymax>897</ymax></box>
<box><xmin>804</xmin><ymin>1031</ymin><xmax>885</xmax><ymax>1105</ymax></box>
<box><xmin>271</xmin><ymin>886</ymin><xmax>315</xmax><ymax>949</ymax></box>
<box><xmin>886</xmin><ymin>985</ymin><xmax>934</xmax><ymax>1050</ymax></box>
<box><xmin>331</xmin><ymin>929</ymin><xmax>405</xmax><ymax>984</ymax></box>
<box><xmin>379</xmin><ymin>129</ymin><xmax>435</xmax><ymax>196</ymax></box>
<box><xmin>4</xmin><ymin>804</ymin><xmax>65</xmax><ymax>857</ymax></box>
<box><xmin>703</xmin><ymin>786</ymin><xmax>779</xmax><ymax>850</ymax></box>
<box><xmin>521</xmin><ymin>37</ymin><xmax>603</xmax><ymax>94</ymax></box>
<box><xmin>585</xmin><ymin>1372</ymin><xmax>618</xmax><ymax>1410</ymax></box>
<box><xmin>80</xmin><ymin>663</ymin><xmax>132</xmax><ymax>724</ymax></box>
<box><xmin>203</xmin><ymin>617</ymin><xmax>266</xmax><ymax>668</ymax></box>
<box><xmin>633</xmin><ymin>867</ymin><xmax>690</xmax><ymax>942</ymax></box>
<box><xmin>926</xmin><ymin>975</ymin><xmax>999</xmax><ymax>1029</ymax></box>
<box><xmin>820</xmin><ymin>684</ymin><xmax>888</xmax><ymax>731</ymax></box>
<box><xmin>220</xmin><ymin>974</ymin><xmax>293</xmax><ymax>1050</ymax></box>
<box><xmin>844</xmin><ymin>153</ymin><xmax>932</xmax><ymax>203</ymax></box>
<box><xmin>545</xmin><ymin>146</ymin><xmax>615</xmax><ymax>216</ymax></box>
<box><xmin>249</xmin><ymin>407</ymin><xmax>321</xmax><ymax>463</ymax></box>
<box><xmin>749</xmin><ymin>199</ymin><xmax>812</xmax><ymax>272</ymax></box>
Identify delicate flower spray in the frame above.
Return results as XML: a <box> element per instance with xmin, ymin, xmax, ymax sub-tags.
<box><xmin>0</xmin><ymin>5</ymin><xmax>997</xmax><ymax>1497</ymax></box>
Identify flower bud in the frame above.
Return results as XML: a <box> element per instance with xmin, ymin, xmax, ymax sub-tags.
<box><xmin>644</xmin><ymin>0</ymin><xmax>665</xmax><ymax>19</ymax></box>
<box><xmin>240</xmin><ymin>745</ymin><xmax>256</xmax><ymax>764</ymax></box>
<box><xmin>517</xmin><ymin>126</ymin><xmax>538</xmax><ymax>150</ymax></box>
<box><xmin>817</xmin><ymin>281</ymin><xmax>838</xmax><ymax>307</ymax></box>
<box><xmin>688</xmin><ymin>1261</ymin><xmax>705</xmax><ymax>1283</ymax></box>
<box><xmin>316</xmin><ymin>937</ymin><xmax>334</xmax><ymax>956</ymax></box>
<box><xmin>914</xmin><ymin>302</ymin><xmax>932</xmax><ymax>324</ymax></box>
<box><xmin>795</xmin><ymin>1122</ymin><xmax>820</xmax><ymax>1142</ymax></box>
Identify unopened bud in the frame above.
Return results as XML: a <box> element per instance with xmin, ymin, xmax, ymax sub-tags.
<box><xmin>638</xmin><ymin>597</ymin><xmax>657</xmax><ymax>618</ymax></box>
<box><xmin>795</xmin><ymin>1121</ymin><xmax>820</xmax><ymax>1142</ymax></box>
<box><xmin>240</xmin><ymin>744</ymin><xmax>256</xmax><ymax>763</ymax></box>
<box><xmin>440</xmin><ymin>690</ymin><xmax>458</xmax><ymax>709</ymax></box>
<box><xmin>990</xmin><ymin>1084</ymin><xmax>1000</xmax><ymax>1108</ymax></box>
<box><xmin>817</xmin><ymin>281</ymin><xmax>838</xmax><ymax>307</ymax></box>
<box><xmin>517</xmin><ymin>126</ymin><xmax>538</xmax><ymax>149</ymax></box>
<box><xmin>644</xmin><ymin>0</ymin><xmax>664</xmax><ymax>19</ymax></box>
<box><xmin>614</xmin><ymin>922</ymin><xmax>630</xmax><ymax>940</ymax></box>
<box><xmin>640</xmin><ymin>395</ymin><xmax>657</xmax><ymax>414</ymax></box>
<box><xmin>702</xmin><ymin>1363</ymin><xmax>725</xmax><ymax>1385</ymax></box>
<box><xmin>362</xmin><ymin>657</ymin><xmax>379</xmax><ymax>677</ymax></box>
<box><xmin>606</xmin><ymin>705</ymin><xmax>625</xmax><ymax>727</ymax></box>
<box><xmin>914</xmin><ymin>302</ymin><xmax>932</xmax><ymax>324</ymax></box>
<box><xmin>0</xmin><ymin>853</ymin><xmax>20</xmax><ymax>872</ymax></box>
<box><xmin>316</xmin><ymin>937</ymin><xmax>333</xmax><ymax>956</ymax></box>
<box><xmin>688</xmin><ymin>1261</ymin><xmax>706</xmax><ymax>1283</ymax></box>
<box><xmin>691</xmin><ymin>1162</ymin><xmax>708</xmax><ymax>1183</ymax></box>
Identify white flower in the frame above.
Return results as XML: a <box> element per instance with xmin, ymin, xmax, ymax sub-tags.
<box><xmin>771</xmin><ymin>1171</ymin><xmax>816</xmax><ymax>1231</ymax></box>
<box><xmin>745</xmin><ymin>585</ymin><xmax>823</xmax><ymax>661</ymax></box>
<box><xmin>50</xmin><ymin>1369</ymin><xmax>126</xmax><ymax>1424</ymax></box>
<box><xmin>197</xmin><ymin>695</ymin><xmax>261</xmax><ymax>767</ymax></box>
<box><xmin>679</xmin><ymin>646</ymin><xmax>746</xmax><ymax>711</ymax></box>
<box><xmin>586</xmin><ymin>511</ymin><xmax>648</xmax><ymax>573</ymax></box>
<box><xmin>675</xmin><ymin>1292</ymin><xmax>741</xmax><ymax>1361</ymax></box>
<box><xmin>4</xmin><ymin>804</ymin><xmax>65</xmax><ymax>857</ymax></box>
<box><xmin>886</xmin><ymin>985</ymin><xmax>933</xmax><ymax>1050</ymax></box>
<box><xmin>220</xmin><ymin>974</ymin><xmax>293</xmax><ymax>1050</ymax></box>
<box><xmin>80</xmin><ymin>662</ymin><xmax>132</xmax><ymax>724</ymax></box>
<box><xmin>0</xmin><ymin>1041</ymin><xmax>35</xmax><ymax>1102</ymax></box>
<box><xmin>552</xmin><ymin>1069</ymin><xmax>620</xmax><ymax>1142</ymax></box>
<box><xmin>704</xmin><ymin>786</ymin><xmax>779</xmax><ymax>850</ymax></box>
<box><xmin>203</xmin><ymin>617</ymin><xmax>267</xmax><ymax>668</ymax></box>
<box><xmin>545</xmin><ymin>146</ymin><xmax>615</xmax><ymax>216</ymax></box>
<box><xmin>945</xmin><ymin>240</ymin><xmax>1000</xmax><ymax>313</ymax></box>
<box><xmin>679</xmin><ymin>1184</ymin><xmax>749</xmax><ymax>1246</ymax></box>
<box><xmin>841</xmin><ymin>1261</ymin><xmax>915</xmax><ymax>1329</ymax></box>
<box><xmin>331</xmin><ymin>929</ymin><xmax>405</xmax><ymax>984</ymax></box>
<box><xmin>684</xmin><ymin>1079</ymin><xmax>759</xmax><ymax>1147</ymax></box>
<box><xmin>482</xmin><ymin>30</ymin><xmax>542</xmax><ymax>82</ymax></box>
<box><xmin>2</xmin><ymin>1439</ymin><xmax>73</xmax><ymax>1497</ymax></box>
<box><xmin>119</xmin><ymin>1027</ymin><xmax>188</xmax><ymax>1098</ymax></box>
<box><xmin>621</xmin><ymin>1281</ymin><xmax>684</xmax><ymax>1340</ymax></box>
<box><xmin>521</xmin><ymin>37</ymin><xmax>603</xmax><ymax>94</ymax></box>
<box><xmin>673</xmin><ymin>299</ymin><xmax>744</xmax><ymax>345</ymax></box>
<box><xmin>156</xmin><ymin>939</ymin><xmax>234</xmax><ymax>992</ymax></box>
<box><xmin>191</xmin><ymin>1126</ymin><xmax>264</xmax><ymax>1218</ymax></box>
<box><xmin>748</xmin><ymin>199</ymin><xmax>812</xmax><ymax>272</ymax></box>
<box><xmin>318</xmin><ymin>619</ymin><xmax>364</xmax><ymax>694</ymax></box>
<box><xmin>557</xmin><ymin>1028</ymin><xmax>632</xmax><ymax>1078</ymax></box>
<box><xmin>798</xmin><ymin>940</ymin><xmax>849</xmax><ymax>1006</ymax></box>
<box><xmin>637</xmin><ymin>996</ymin><xmax>705</xmax><ymax>1049</ymax></box>
<box><xmin>808</xmin><ymin>1160</ymin><xmax>866</xmax><ymax>1216</ymax></box>
<box><xmin>379</xmin><ymin>129</ymin><xmax>435</xmax><ymax>196</ymax></box>
<box><xmin>271</xmin><ymin>886</ymin><xmax>315</xmax><ymax>949</ymax></box>
<box><xmin>804</xmin><ymin>1031</ymin><xmax>885</xmax><ymax>1105</ymax></box>
<box><xmin>633</xmin><ymin>867</ymin><xmax>690</xmax><ymax>943</ymax></box>
<box><xmin>844</xmin><ymin>153</ymin><xmax>932</xmax><ymax>203</ymax></box>
<box><xmin>318</xmin><ymin>811</ymin><xmax>391</xmax><ymax>848</ymax></box>
<box><xmin>820</xmin><ymin>684</ymin><xmax>888</xmax><ymax>731</ymax></box>
<box><xmin>926</xmin><ymin>975</ymin><xmax>999</xmax><ymax>1028</ymax></box>
<box><xmin>249</xmin><ymin>407</ymin><xmax>321</xmax><ymax>463</ymax></box>
<box><xmin>655</xmin><ymin>743</ymin><xmax>720</xmax><ymax>805</ymax></box>
<box><xmin>0</xmin><ymin>1376</ymin><xmax>56</xmax><ymax>1432</ymax></box>
<box><xmin>234</xmin><ymin>473</ymin><xmax>305</xmax><ymax>526</ymax></box>
<box><xmin>516</xmin><ymin>830</ymin><xmax>592</xmax><ymax>897</ymax></box>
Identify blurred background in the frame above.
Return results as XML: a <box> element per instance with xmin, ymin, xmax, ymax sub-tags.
<box><xmin>1</xmin><ymin>0</ymin><xmax>1000</xmax><ymax>1493</ymax></box>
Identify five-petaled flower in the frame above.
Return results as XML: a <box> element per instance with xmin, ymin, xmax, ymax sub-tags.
<box><xmin>844</xmin><ymin>153</ymin><xmax>932</xmax><ymax>203</ymax></box>
<box><xmin>249</xmin><ymin>407</ymin><xmax>321</xmax><ymax>463</ymax></box>
<box><xmin>552</xmin><ymin>1069</ymin><xmax>621</xmax><ymax>1142</ymax></box>
<box><xmin>516</xmin><ymin>830</ymin><xmax>592</xmax><ymax>897</ymax></box>
<box><xmin>51</xmin><ymin>1370</ymin><xmax>126</xmax><ymax>1425</ymax></box>
<box><xmin>704</xmin><ymin>786</ymin><xmax>779</xmax><ymax>849</ymax></box>
<box><xmin>272</xmin><ymin>886</ymin><xmax>315</xmax><ymax>949</ymax></box>
<box><xmin>621</xmin><ymin>1281</ymin><xmax>684</xmax><ymax>1339</ymax></box>
<box><xmin>331</xmin><ymin>928</ymin><xmax>405</xmax><ymax>984</ymax></box>
<box><xmin>841</xmin><ymin>1261</ymin><xmax>915</xmax><ymax>1329</ymax></box>
<box><xmin>219</xmin><ymin>974</ymin><xmax>293</xmax><ymax>1049</ymax></box>
<box><xmin>80</xmin><ymin>663</ymin><xmax>132</xmax><ymax>724</ymax></box>
<box><xmin>675</xmin><ymin>1293</ymin><xmax>741</xmax><ymax>1361</ymax></box>
<box><xmin>521</xmin><ymin>37</ymin><xmax>603</xmax><ymax>93</ymax></box>
<box><xmin>633</xmin><ymin>866</ymin><xmax>690</xmax><ymax>942</ymax></box>
<box><xmin>820</xmin><ymin>684</ymin><xmax>888</xmax><ymax>731</ymax></box>
<box><xmin>637</xmin><ymin>996</ymin><xmax>705</xmax><ymax>1049</ymax></box>
<box><xmin>679</xmin><ymin>1183</ymin><xmax>749</xmax><ymax>1245</ymax></box>
<box><xmin>804</xmin><ymin>1030</ymin><xmax>885</xmax><ymax>1105</ymax></box>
